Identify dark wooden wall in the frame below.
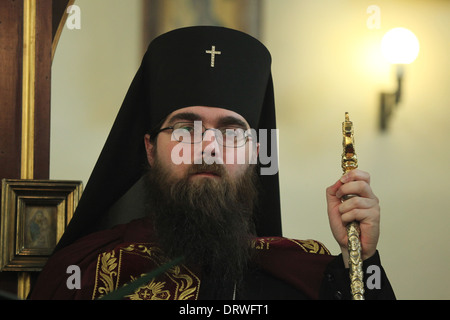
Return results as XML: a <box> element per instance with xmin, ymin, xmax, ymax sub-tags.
<box><xmin>0</xmin><ymin>0</ymin><xmax>24</xmax><ymax>182</ymax></box>
<box><xmin>0</xmin><ymin>0</ymin><xmax>70</xmax><ymax>298</ymax></box>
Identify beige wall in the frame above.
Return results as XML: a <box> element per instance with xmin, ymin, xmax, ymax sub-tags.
<box><xmin>51</xmin><ymin>0</ymin><xmax>450</xmax><ymax>299</ymax></box>
<box><xmin>263</xmin><ymin>0</ymin><xmax>450</xmax><ymax>300</ymax></box>
<box><xmin>51</xmin><ymin>0</ymin><xmax>144</xmax><ymax>184</ymax></box>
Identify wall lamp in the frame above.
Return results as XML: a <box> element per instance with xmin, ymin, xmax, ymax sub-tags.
<box><xmin>380</xmin><ymin>27</ymin><xmax>420</xmax><ymax>131</ymax></box>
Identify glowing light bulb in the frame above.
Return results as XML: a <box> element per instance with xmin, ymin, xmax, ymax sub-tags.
<box><xmin>381</xmin><ymin>28</ymin><xmax>420</xmax><ymax>64</ymax></box>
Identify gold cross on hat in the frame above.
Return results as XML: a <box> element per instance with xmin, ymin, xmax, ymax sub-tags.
<box><xmin>205</xmin><ymin>45</ymin><xmax>221</xmax><ymax>67</ymax></box>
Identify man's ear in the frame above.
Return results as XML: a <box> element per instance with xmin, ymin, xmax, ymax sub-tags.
<box><xmin>251</xmin><ymin>142</ymin><xmax>260</xmax><ymax>164</ymax></box>
<box><xmin>144</xmin><ymin>134</ymin><xmax>155</xmax><ymax>166</ymax></box>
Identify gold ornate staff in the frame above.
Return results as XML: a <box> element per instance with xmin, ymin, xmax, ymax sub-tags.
<box><xmin>341</xmin><ymin>112</ymin><xmax>364</xmax><ymax>300</ymax></box>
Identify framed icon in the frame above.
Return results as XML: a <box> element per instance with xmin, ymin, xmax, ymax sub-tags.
<box><xmin>0</xmin><ymin>179</ymin><xmax>82</xmax><ymax>271</ymax></box>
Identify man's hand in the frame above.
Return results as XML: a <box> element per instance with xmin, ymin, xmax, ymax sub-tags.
<box><xmin>326</xmin><ymin>169</ymin><xmax>380</xmax><ymax>266</ymax></box>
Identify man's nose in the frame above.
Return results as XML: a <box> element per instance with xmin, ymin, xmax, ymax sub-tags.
<box><xmin>201</xmin><ymin>129</ymin><xmax>220</xmax><ymax>155</ymax></box>
<box><xmin>192</xmin><ymin>129</ymin><xmax>223</xmax><ymax>164</ymax></box>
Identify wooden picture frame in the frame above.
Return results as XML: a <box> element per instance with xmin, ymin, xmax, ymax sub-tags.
<box><xmin>0</xmin><ymin>179</ymin><xmax>82</xmax><ymax>272</ymax></box>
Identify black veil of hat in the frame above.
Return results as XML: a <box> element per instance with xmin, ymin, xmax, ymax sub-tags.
<box><xmin>54</xmin><ymin>26</ymin><xmax>282</xmax><ymax>252</ymax></box>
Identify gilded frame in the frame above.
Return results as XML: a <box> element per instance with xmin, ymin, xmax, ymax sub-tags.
<box><xmin>0</xmin><ymin>179</ymin><xmax>82</xmax><ymax>271</ymax></box>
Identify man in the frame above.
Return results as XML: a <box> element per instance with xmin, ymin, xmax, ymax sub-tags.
<box><xmin>30</xmin><ymin>26</ymin><xmax>395</xmax><ymax>300</ymax></box>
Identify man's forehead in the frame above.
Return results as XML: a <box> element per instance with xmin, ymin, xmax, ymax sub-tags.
<box><xmin>164</xmin><ymin>106</ymin><xmax>250</xmax><ymax>127</ymax></box>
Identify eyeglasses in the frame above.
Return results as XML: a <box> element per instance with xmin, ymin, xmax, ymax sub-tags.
<box><xmin>151</xmin><ymin>122</ymin><xmax>251</xmax><ymax>148</ymax></box>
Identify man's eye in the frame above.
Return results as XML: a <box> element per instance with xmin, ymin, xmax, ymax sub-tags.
<box><xmin>222</xmin><ymin>128</ymin><xmax>246</xmax><ymax>136</ymax></box>
<box><xmin>180</xmin><ymin>126</ymin><xmax>195</xmax><ymax>132</ymax></box>
<box><xmin>175</xmin><ymin>123</ymin><xmax>195</xmax><ymax>132</ymax></box>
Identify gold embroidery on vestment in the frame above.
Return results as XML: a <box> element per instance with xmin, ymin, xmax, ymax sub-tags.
<box><xmin>92</xmin><ymin>243</ymin><xmax>200</xmax><ymax>300</ymax></box>
<box><xmin>251</xmin><ymin>238</ymin><xmax>330</xmax><ymax>254</ymax></box>
<box><xmin>94</xmin><ymin>251</ymin><xmax>119</xmax><ymax>298</ymax></box>
<box><xmin>125</xmin><ymin>276</ymin><xmax>171</xmax><ymax>300</ymax></box>
<box><xmin>287</xmin><ymin>239</ymin><xmax>331</xmax><ymax>255</ymax></box>
<box><xmin>169</xmin><ymin>265</ymin><xmax>198</xmax><ymax>300</ymax></box>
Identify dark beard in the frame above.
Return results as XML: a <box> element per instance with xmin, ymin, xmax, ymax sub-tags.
<box><xmin>144</xmin><ymin>159</ymin><xmax>259</xmax><ymax>289</ymax></box>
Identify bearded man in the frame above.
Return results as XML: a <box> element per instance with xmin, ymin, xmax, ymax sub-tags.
<box><xmin>30</xmin><ymin>26</ymin><xmax>395</xmax><ymax>300</ymax></box>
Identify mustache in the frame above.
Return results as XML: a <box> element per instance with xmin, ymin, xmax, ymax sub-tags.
<box><xmin>187</xmin><ymin>162</ymin><xmax>227</xmax><ymax>177</ymax></box>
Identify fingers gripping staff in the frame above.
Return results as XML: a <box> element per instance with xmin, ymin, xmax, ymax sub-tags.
<box><xmin>341</xmin><ymin>113</ymin><xmax>364</xmax><ymax>300</ymax></box>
